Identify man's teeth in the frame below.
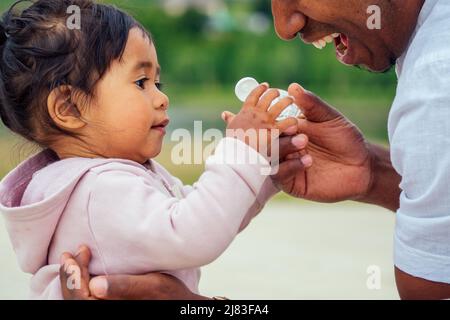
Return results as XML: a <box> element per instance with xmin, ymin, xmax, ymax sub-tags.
<box><xmin>312</xmin><ymin>33</ymin><xmax>340</xmax><ymax>50</ymax></box>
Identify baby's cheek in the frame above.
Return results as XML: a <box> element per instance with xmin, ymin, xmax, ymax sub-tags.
<box><xmin>127</xmin><ymin>111</ymin><xmax>153</xmax><ymax>133</ymax></box>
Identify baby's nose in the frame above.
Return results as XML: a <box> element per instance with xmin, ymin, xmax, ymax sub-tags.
<box><xmin>154</xmin><ymin>93</ymin><xmax>169</xmax><ymax>110</ymax></box>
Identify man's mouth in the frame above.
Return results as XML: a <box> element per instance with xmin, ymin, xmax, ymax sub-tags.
<box><xmin>310</xmin><ymin>33</ymin><xmax>340</xmax><ymax>50</ymax></box>
<box><xmin>151</xmin><ymin>118</ymin><xmax>170</xmax><ymax>134</ymax></box>
<box><xmin>334</xmin><ymin>33</ymin><xmax>349</xmax><ymax>59</ymax></box>
<box><xmin>306</xmin><ymin>33</ymin><xmax>350</xmax><ymax>64</ymax></box>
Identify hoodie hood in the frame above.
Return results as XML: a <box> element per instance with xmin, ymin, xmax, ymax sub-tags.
<box><xmin>0</xmin><ymin>150</ymin><xmax>118</xmax><ymax>274</ymax></box>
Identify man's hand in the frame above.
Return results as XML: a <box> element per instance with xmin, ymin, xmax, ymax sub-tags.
<box><xmin>60</xmin><ymin>246</ymin><xmax>207</xmax><ymax>300</ymax></box>
<box><xmin>60</xmin><ymin>245</ymin><xmax>96</xmax><ymax>300</ymax></box>
<box><xmin>223</xmin><ymin>83</ymin><xmax>372</xmax><ymax>203</ymax></box>
<box><xmin>223</xmin><ymin>82</ymin><xmax>401</xmax><ymax>210</ymax></box>
<box><xmin>274</xmin><ymin>83</ymin><xmax>373</xmax><ymax>203</ymax></box>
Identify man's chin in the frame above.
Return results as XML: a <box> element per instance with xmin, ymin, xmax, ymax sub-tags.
<box><xmin>337</xmin><ymin>51</ymin><xmax>396</xmax><ymax>73</ymax></box>
<box><xmin>353</xmin><ymin>61</ymin><xmax>396</xmax><ymax>74</ymax></box>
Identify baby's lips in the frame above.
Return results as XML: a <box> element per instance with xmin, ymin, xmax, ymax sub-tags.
<box><xmin>153</xmin><ymin>118</ymin><xmax>170</xmax><ymax>128</ymax></box>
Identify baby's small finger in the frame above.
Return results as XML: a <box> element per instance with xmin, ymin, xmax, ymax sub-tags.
<box><xmin>269</xmin><ymin>96</ymin><xmax>295</xmax><ymax>119</ymax></box>
<box><xmin>244</xmin><ymin>83</ymin><xmax>269</xmax><ymax>107</ymax></box>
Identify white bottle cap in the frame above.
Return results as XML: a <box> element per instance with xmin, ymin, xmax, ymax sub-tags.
<box><xmin>235</xmin><ymin>77</ymin><xmax>259</xmax><ymax>102</ymax></box>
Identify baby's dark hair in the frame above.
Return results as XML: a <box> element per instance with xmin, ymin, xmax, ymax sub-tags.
<box><xmin>0</xmin><ymin>0</ymin><xmax>151</xmax><ymax>146</ymax></box>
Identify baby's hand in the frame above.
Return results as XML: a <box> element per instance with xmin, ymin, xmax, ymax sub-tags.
<box><xmin>223</xmin><ymin>83</ymin><xmax>299</xmax><ymax>158</ymax></box>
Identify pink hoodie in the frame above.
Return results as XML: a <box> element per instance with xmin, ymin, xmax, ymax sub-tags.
<box><xmin>0</xmin><ymin>137</ymin><xmax>279</xmax><ymax>299</ymax></box>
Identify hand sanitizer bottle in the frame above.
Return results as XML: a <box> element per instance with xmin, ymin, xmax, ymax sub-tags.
<box><xmin>235</xmin><ymin>77</ymin><xmax>302</xmax><ymax>121</ymax></box>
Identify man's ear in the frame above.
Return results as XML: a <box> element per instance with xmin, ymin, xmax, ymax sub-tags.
<box><xmin>47</xmin><ymin>85</ymin><xmax>87</xmax><ymax>131</ymax></box>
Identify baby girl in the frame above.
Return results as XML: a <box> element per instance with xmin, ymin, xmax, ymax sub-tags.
<box><xmin>0</xmin><ymin>0</ymin><xmax>307</xmax><ymax>299</ymax></box>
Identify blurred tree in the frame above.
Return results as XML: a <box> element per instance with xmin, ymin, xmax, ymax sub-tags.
<box><xmin>177</xmin><ymin>8</ymin><xmax>208</xmax><ymax>34</ymax></box>
<box><xmin>253</xmin><ymin>0</ymin><xmax>272</xmax><ymax>17</ymax></box>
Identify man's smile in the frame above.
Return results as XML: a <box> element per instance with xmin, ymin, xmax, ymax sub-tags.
<box><xmin>300</xmin><ymin>32</ymin><xmax>352</xmax><ymax>65</ymax></box>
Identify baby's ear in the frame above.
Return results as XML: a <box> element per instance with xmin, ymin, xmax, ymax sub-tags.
<box><xmin>47</xmin><ymin>85</ymin><xmax>86</xmax><ymax>131</ymax></box>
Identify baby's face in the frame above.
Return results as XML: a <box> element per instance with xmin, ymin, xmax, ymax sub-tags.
<box><xmin>84</xmin><ymin>27</ymin><xmax>169</xmax><ymax>163</ymax></box>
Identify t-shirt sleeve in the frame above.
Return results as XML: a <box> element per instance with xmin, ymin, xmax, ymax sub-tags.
<box><xmin>390</xmin><ymin>57</ymin><xmax>450</xmax><ymax>283</ymax></box>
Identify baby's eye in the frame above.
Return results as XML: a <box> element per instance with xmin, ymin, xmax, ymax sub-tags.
<box><xmin>155</xmin><ymin>82</ymin><xmax>164</xmax><ymax>91</ymax></box>
<box><xmin>135</xmin><ymin>78</ymin><xmax>149</xmax><ymax>89</ymax></box>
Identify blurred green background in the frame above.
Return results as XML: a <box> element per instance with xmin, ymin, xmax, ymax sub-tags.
<box><xmin>0</xmin><ymin>0</ymin><xmax>396</xmax><ymax>184</ymax></box>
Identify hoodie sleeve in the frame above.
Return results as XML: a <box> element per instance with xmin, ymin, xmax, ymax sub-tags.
<box><xmin>87</xmin><ymin>137</ymin><xmax>278</xmax><ymax>273</ymax></box>
<box><xmin>168</xmin><ymin>170</ymin><xmax>279</xmax><ymax>234</ymax></box>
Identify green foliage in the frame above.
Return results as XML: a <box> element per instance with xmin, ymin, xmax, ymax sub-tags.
<box><xmin>0</xmin><ymin>0</ymin><xmax>397</xmax><ymax>169</ymax></box>
<box><xmin>0</xmin><ymin>0</ymin><xmax>397</xmax><ymax>95</ymax></box>
<box><xmin>100</xmin><ymin>1</ymin><xmax>397</xmax><ymax>90</ymax></box>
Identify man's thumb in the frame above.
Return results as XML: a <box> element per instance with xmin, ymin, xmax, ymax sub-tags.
<box><xmin>288</xmin><ymin>83</ymin><xmax>341</xmax><ymax>123</ymax></box>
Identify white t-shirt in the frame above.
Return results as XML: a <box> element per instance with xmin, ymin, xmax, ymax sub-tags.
<box><xmin>389</xmin><ymin>0</ymin><xmax>450</xmax><ymax>283</ymax></box>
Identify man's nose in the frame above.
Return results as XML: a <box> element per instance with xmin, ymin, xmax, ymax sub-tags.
<box><xmin>272</xmin><ymin>1</ymin><xmax>307</xmax><ymax>40</ymax></box>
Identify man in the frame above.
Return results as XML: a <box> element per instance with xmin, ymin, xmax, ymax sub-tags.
<box><xmin>61</xmin><ymin>0</ymin><xmax>450</xmax><ymax>299</ymax></box>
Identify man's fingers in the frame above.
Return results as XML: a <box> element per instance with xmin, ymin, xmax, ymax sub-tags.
<box><xmin>73</xmin><ymin>245</ymin><xmax>91</xmax><ymax>267</ymax></box>
<box><xmin>272</xmin><ymin>156</ymin><xmax>312</xmax><ymax>182</ymax></box>
<box><xmin>221</xmin><ymin>111</ymin><xmax>236</xmax><ymax>125</ymax></box>
<box><xmin>286</xmin><ymin>152</ymin><xmax>301</xmax><ymax>160</ymax></box>
<box><xmin>244</xmin><ymin>83</ymin><xmax>269</xmax><ymax>107</ymax></box>
<box><xmin>90</xmin><ymin>274</ymin><xmax>155</xmax><ymax>300</ymax></box>
<box><xmin>60</xmin><ymin>252</ymin><xmax>73</xmax><ymax>266</ymax></box>
<box><xmin>73</xmin><ymin>245</ymin><xmax>92</xmax><ymax>286</ymax></box>
<box><xmin>278</xmin><ymin>134</ymin><xmax>309</xmax><ymax>160</ymax></box>
<box><xmin>59</xmin><ymin>254</ymin><xmax>72</xmax><ymax>295</ymax></box>
<box><xmin>288</xmin><ymin>83</ymin><xmax>341</xmax><ymax>123</ymax></box>
<box><xmin>59</xmin><ymin>246</ymin><xmax>95</xmax><ymax>300</ymax></box>
<box><xmin>60</xmin><ymin>254</ymin><xmax>91</xmax><ymax>300</ymax></box>
<box><xmin>90</xmin><ymin>273</ymin><xmax>191</xmax><ymax>300</ymax></box>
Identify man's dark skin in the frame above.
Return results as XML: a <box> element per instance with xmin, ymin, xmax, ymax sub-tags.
<box><xmin>61</xmin><ymin>0</ymin><xmax>450</xmax><ymax>300</ymax></box>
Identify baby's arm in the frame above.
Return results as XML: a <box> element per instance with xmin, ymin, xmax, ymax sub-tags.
<box><xmin>170</xmin><ymin>170</ymin><xmax>279</xmax><ymax>234</ymax></box>
<box><xmin>87</xmin><ymin>137</ymin><xmax>273</xmax><ymax>273</ymax></box>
